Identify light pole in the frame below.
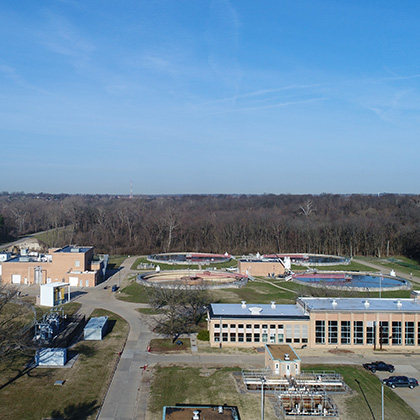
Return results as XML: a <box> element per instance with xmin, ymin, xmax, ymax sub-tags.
<box><xmin>261</xmin><ymin>376</ymin><xmax>266</xmax><ymax>420</ymax></box>
<box><xmin>381</xmin><ymin>381</ymin><xmax>384</xmax><ymax>420</ymax></box>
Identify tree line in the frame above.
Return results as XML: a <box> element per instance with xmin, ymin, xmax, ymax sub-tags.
<box><xmin>1</xmin><ymin>192</ymin><xmax>420</xmax><ymax>261</ymax></box>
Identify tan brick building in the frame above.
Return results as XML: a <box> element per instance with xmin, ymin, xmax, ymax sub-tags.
<box><xmin>207</xmin><ymin>297</ymin><xmax>420</xmax><ymax>350</ymax></box>
<box><xmin>1</xmin><ymin>246</ymin><xmax>104</xmax><ymax>287</ymax></box>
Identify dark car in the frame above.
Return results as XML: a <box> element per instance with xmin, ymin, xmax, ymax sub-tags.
<box><xmin>383</xmin><ymin>376</ymin><xmax>419</xmax><ymax>389</ymax></box>
<box><xmin>111</xmin><ymin>284</ymin><xmax>118</xmax><ymax>292</ymax></box>
<box><xmin>362</xmin><ymin>361</ymin><xmax>395</xmax><ymax>373</ymax></box>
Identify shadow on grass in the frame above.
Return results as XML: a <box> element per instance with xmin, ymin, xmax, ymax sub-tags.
<box><xmin>51</xmin><ymin>400</ymin><xmax>99</xmax><ymax>420</ymax></box>
<box><xmin>75</xmin><ymin>344</ymin><xmax>97</xmax><ymax>358</ymax></box>
<box><xmin>105</xmin><ymin>319</ymin><xmax>116</xmax><ymax>336</ymax></box>
<box><xmin>355</xmin><ymin>378</ymin><xmax>376</xmax><ymax>420</ymax></box>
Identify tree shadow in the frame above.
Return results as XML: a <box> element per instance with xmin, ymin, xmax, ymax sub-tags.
<box><xmin>50</xmin><ymin>400</ymin><xmax>99</xmax><ymax>420</ymax></box>
<box><xmin>74</xmin><ymin>344</ymin><xmax>96</xmax><ymax>357</ymax></box>
<box><xmin>355</xmin><ymin>378</ymin><xmax>376</xmax><ymax>420</ymax></box>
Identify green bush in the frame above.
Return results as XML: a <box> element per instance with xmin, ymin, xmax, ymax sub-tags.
<box><xmin>197</xmin><ymin>330</ymin><xmax>209</xmax><ymax>341</ymax></box>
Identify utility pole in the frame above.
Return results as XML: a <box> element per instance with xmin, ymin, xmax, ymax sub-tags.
<box><xmin>261</xmin><ymin>376</ymin><xmax>266</xmax><ymax>420</ymax></box>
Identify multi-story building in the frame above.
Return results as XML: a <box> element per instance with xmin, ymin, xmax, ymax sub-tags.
<box><xmin>1</xmin><ymin>245</ymin><xmax>105</xmax><ymax>287</ymax></box>
<box><xmin>207</xmin><ymin>297</ymin><xmax>420</xmax><ymax>350</ymax></box>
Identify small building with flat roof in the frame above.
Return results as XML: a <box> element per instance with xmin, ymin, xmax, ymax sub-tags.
<box><xmin>39</xmin><ymin>282</ymin><xmax>70</xmax><ymax>307</ymax></box>
<box><xmin>84</xmin><ymin>316</ymin><xmax>109</xmax><ymax>340</ymax></box>
<box><xmin>265</xmin><ymin>344</ymin><xmax>300</xmax><ymax>377</ymax></box>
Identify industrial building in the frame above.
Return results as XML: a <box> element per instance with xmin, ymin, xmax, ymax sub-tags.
<box><xmin>207</xmin><ymin>297</ymin><xmax>420</xmax><ymax>350</ymax></box>
<box><xmin>1</xmin><ymin>245</ymin><xmax>107</xmax><ymax>287</ymax></box>
<box><xmin>162</xmin><ymin>405</ymin><xmax>240</xmax><ymax>420</ymax></box>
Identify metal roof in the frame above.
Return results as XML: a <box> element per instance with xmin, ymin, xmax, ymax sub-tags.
<box><xmin>299</xmin><ymin>297</ymin><xmax>420</xmax><ymax>313</ymax></box>
<box><xmin>209</xmin><ymin>303</ymin><xmax>308</xmax><ymax>319</ymax></box>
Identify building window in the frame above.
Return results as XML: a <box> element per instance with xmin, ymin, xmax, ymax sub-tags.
<box><xmin>254</xmin><ymin>333</ymin><xmax>260</xmax><ymax>343</ymax></box>
<box><xmin>270</xmin><ymin>334</ymin><xmax>276</xmax><ymax>343</ymax></box>
<box><xmin>380</xmin><ymin>321</ymin><xmax>389</xmax><ymax>345</ymax></box>
<box><xmin>222</xmin><ymin>333</ymin><xmax>228</xmax><ymax>342</ymax></box>
<box><xmin>214</xmin><ymin>324</ymin><xmax>220</xmax><ymax>329</ymax></box>
<box><xmin>341</xmin><ymin>321</ymin><xmax>351</xmax><ymax>345</ymax></box>
<box><xmin>392</xmin><ymin>322</ymin><xmax>402</xmax><ymax>345</ymax></box>
<box><xmin>366</xmin><ymin>323</ymin><xmax>375</xmax><ymax>345</ymax></box>
<box><xmin>246</xmin><ymin>324</ymin><xmax>252</xmax><ymax>329</ymax></box>
<box><xmin>286</xmin><ymin>325</ymin><xmax>293</xmax><ymax>342</ymax></box>
<box><xmin>262</xmin><ymin>333</ymin><xmax>268</xmax><ymax>343</ymax></box>
<box><xmin>328</xmin><ymin>321</ymin><xmax>338</xmax><ymax>344</ymax></box>
<box><xmin>418</xmin><ymin>323</ymin><xmax>420</xmax><ymax>346</ymax></box>
<box><xmin>262</xmin><ymin>324</ymin><xmax>268</xmax><ymax>330</ymax></box>
<box><xmin>302</xmin><ymin>325</ymin><xmax>308</xmax><ymax>343</ymax></box>
<box><xmin>222</xmin><ymin>324</ymin><xmax>228</xmax><ymax>329</ymax></box>
<box><xmin>278</xmin><ymin>324</ymin><xmax>284</xmax><ymax>329</ymax></box>
<box><xmin>354</xmin><ymin>321</ymin><xmax>363</xmax><ymax>345</ymax></box>
<box><xmin>75</xmin><ymin>260</ymin><xmax>80</xmax><ymax>267</ymax></box>
<box><xmin>238</xmin><ymin>324</ymin><xmax>244</xmax><ymax>329</ymax></box>
<box><xmin>230</xmin><ymin>333</ymin><xmax>236</xmax><ymax>342</ymax></box>
<box><xmin>278</xmin><ymin>334</ymin><xmax>284</xmax><ymax>343</ymax></box>
<box><xmin>230</xmin><ymin>324</ymin><xmax>236</xmax><ymax>329</ymax></box>
<box><xmin>315</xmin><ymin>321</ymin><xmax>325</xmax><ymax>344</ymax></box>
<box><xmin>405</xmin><ymin>322</ymin><xmax>415</xmax><ymax>345</ymax></box>
<box><xmin>214</xmin><ymin>333</ymin><xmax>220</xmax><ymax>342</ymax></box>
<box><xmin>238</xmin><ymin>333</ymin><xmax>244</xmax><ymax>342</ymax></box>
<box><xmin>254</xmin><ymin>324</ymin><xmax>260</xmax><ymax>330</ymax></box>
<box><xmin>270</xmin><ymin>325</ymin><xmax>276</xmax><ymax>329</ymax></box>
<box><xmin>246</xmin><ymin>333</ymin><xmax>252</xmax><ymax>342</ymax></box>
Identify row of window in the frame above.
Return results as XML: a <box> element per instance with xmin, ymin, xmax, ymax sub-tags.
<box><xmin>214</xmin><ymin>323</ymin><xmax>284</xmax><ymax>330</ymax></box>
<box><xmin>213</xmin><ymin>324</ymin><xmax>308</xmax><ymax>344</ymax></box>
<box><xmin>315</xmin><ymin>321</ymin><xmax>418</xmax><ymax>346</ymax></box>
<box><xmin>214</xmin><ymin>332</ymin><xmax>309</xmax><ymax>344</ymax></box>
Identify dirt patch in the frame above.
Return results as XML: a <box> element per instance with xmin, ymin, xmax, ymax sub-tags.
<box><xmin>328</xmin><ymin>348</ymin><xmax>355</xmax><ymax>355</ymax></box>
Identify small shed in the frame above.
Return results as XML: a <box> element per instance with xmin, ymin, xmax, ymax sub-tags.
<box><xmin>265</xmin><ymin>344</ymin><xmax>301</xmax><ymax>377</ymax></box>
<box><xmin>40</xmin><ymin>282</ymin><xmax>71</xmax><ymax>307</ymax></box>
<box><xmin>84</xmin><ymin>316</ymin><xmax>108</xmax><ymax>340</ymax></box>
<box><xmin>36</xmin><ymin>348</ymin><xmax>67</xmax><ymax>366</ymax></box>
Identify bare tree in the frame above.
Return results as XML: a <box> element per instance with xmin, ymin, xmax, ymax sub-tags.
<box><xmin>148</xmin><ymin>286</ymin><xmax>210</xmax><ymax>342</ymax></box>
<box><xmin>0</xmin><ymin>284</ymin><xmax>34</xmax><ymax>359</ymax></box>
<box><xmin>299</xmin><ymin>199</ymin><xmax>316</xmax><ymax>218</ymax></box>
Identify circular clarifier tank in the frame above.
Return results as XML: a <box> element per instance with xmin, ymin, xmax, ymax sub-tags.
<box><xmin>148</xmin><ymin>252</ymin><xmax>232</xmax><ymax>265</ymax></box>
<box><xmin>292</xmin><ymin>272</ymin><xmax>410</xmax><ymax>291</ymax></box>
<box><xmin>138</xmin><ymin>269</ymin><xmax>247</xmax><ymax>289</ymax></box>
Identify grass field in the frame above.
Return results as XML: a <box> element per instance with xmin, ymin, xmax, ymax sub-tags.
<box><xmin>0</xmin><ymin>308</ymin><xmax>129</xmax><ymax>420</ymax></box>
<box><xmin>292</xmin><ymin>260</ymin><xmax>374</xmax><ymax>272</ymax></box>
<box><xmin>117</xmin><ymin>281</ymin><xmax>151</xmax><ymax>303</ymax></box>
<box><xmin>356</xmin><ymin>255</ymin><xmax>420</xmax><ymax>277</ymax></box>
<box><xmin>147</xmin><ymin>365</ymin><xmax>278</xmax><ymax>420</ymax></box>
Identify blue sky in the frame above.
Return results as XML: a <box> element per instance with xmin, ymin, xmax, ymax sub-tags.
<box><xmin>1</xmin><ymin>0</ymin><xmax>420</xmax><ymax>195</ymax></box>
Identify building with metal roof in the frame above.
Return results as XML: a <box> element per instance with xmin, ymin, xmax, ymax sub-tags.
<box><xmin>207</xmin><ymin>297</ymin><xmax>420</xmax><ymax>350</ymax></box>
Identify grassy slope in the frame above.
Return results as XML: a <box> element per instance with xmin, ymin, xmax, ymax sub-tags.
<box><xmin>0</xmin><ymin>309</ymin><xmax>128</xmax><ymax>420</ymax></box>
<box><xmin>304</xmin><ymin>364</ymin><xmax>420</xmax><ymax>420</ymax></box>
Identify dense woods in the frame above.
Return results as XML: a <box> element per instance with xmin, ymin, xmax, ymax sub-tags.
<box><xmin>1</xmin><ymin>192</ymin><xmax>420</xmax><ymax>261</ymax></box>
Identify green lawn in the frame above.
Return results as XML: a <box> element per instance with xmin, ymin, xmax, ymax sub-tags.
<box><xmin>356</xmin><ymin>256</ymin><xmax>420</xmax><ymax>277</ymax></box>
<box><xmin>304</xmin><ymin>364</ymin><xmax>420</xmax><ymax>420</ymax></box>
<box><xmin>107</xmin><ymin>255</ymin><xmax>129</xmax><ymax>270</ymax></box>
<box><xmin>148</xmin><ymin>365</ymin><xmax>277</xmax><ymax>420</ymax></box>
<box><xmin>0</xmin><ymin>308</ymin><xmax>129</xmax><ymax>420</ymax></box>
<box><xmin>117</xmin><ymin>281</ymin><xmax>151</xmax><ymax>303</ymax></box>
<box><xmin>292</xmin><ymin>260</ymin><xmax>375</xmax><ymax>272</ymax></box>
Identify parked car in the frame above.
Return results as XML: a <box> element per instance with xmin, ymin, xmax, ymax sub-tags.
<box><xmin>111</xmin><ymin>284</ymin><xmax>118</xmax><ymax>292</ymax></box>
<box><xmin>362</xmin><ymin>361</ymin><xmax>395</xmax><ymax>373</ymax></box>
<box><xmin>383</xmin><ymin>376</ymin><xmax>419</xmax><ymax>389</ymax></box>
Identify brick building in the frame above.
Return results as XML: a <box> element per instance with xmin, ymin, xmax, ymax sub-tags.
<box><xmin>1</xmin><ymin>245</ymin><xmax>105</xmax><ymax>287</ymax></box>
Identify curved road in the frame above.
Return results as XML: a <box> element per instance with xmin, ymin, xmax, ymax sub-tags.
<box><xmin>70</xmin><ymin>257</ymin><xmax>420</xmax><ymax>419</ymax></box>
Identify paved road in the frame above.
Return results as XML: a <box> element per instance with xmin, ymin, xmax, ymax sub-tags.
<box><xmin>16</xmin><ymin>256</ymin><xmax>420</xmax><ymax>419</ymax></box>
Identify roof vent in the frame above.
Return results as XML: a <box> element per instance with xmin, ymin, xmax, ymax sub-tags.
<box><xmin>218</xmin><ymin>406</ymin><xmax>224</xmax><ymax>414</ymax></box>
<box><xmin>332</xmin><ymin>299</ymin><xmax>337</xmax><ymax>308</ymax></box>
<box><xmin>249</xmin><ymin>307</ymin><xmax>263</xmax><ymax>315</ymax></box>
<box><xmin>364</xmin><ymin>300</ymin><xmax>370</xmax><ymax>308</ymax></box>
<box><xmin>241</xmin><ymin>301</ymin><xmax>247</xmax><ymax>308</ymax></box>
<box><xmin>193</xmin><ymin>410</ymin><xmax>200</xmax><ymax>420</ymax></box>
<box><xmin>397</xmin><ymin>300</ymin><xmax>402</xmax><ymax>308</ymax></box>
<box><xmin>271</xmin><ymin>301</ymin><xmax>276</xmax><ymax>309</ymax></box>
